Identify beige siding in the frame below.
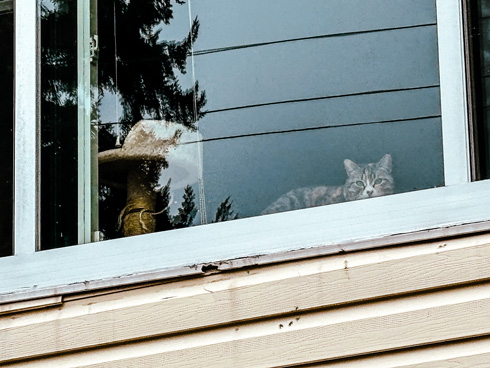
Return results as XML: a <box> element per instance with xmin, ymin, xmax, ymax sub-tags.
<box><xmin>2</xmin><ymin>233</ymin><xmax>490</xmax><ymax>367</ymax></box>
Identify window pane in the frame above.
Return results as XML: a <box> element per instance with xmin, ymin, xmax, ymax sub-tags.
<box><xmin>472</xmin><ymin>0</ymin><xmax>490</xmax><ymax>178</ymax></box>
<box><xmin>0</xmin><ymin>4</ymin><xmax>13</xmax><ymax>257</ymax></box>
<box><xmin>40</xmin><ymin>0</ymin><xmax>78</xmax><ymax>249</ymax></box>
<box><xmin>40</xmin><ymin>0</ymin><xmax>444</xmax><ymax>248</ymax></box>
<box><xmin>193</xmin><ymin>0</ymin><xmax>443</xmax><ymax>218</ymax></box>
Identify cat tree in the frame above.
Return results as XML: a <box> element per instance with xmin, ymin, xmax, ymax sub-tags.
<box><xmin>98</xmin><ymin>120</ymin><xmax>183</xmax><ymax>237</ymax></box>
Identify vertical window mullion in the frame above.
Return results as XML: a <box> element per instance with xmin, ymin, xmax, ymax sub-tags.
<box><xmin>14</xmin><ymin>1</ymin><xmax>39</xmax><ymax>254</ymax></box>
<box><xmin>77</xmin><ymin>0</ymin><xmax>92</xmax><ymax>244</ymax></box>
<box><xmin>437</xmin><ymin>0</ymin><xmax>471</xmax><ymax>185</ymax></box>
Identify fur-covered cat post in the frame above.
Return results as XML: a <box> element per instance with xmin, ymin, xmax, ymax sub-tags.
<box><xmin>98</xmin><ymin>120</ymin><xmax>182</xmax><ymax>237</ymax></box>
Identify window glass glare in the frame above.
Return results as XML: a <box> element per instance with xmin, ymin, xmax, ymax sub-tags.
<box><xmin>40</xmin><ymin>0</ymin><xmax>444</xmax><ymax>248</ymax></box>
<box><xmin>0</xmin><ymin>5</ymin><xmax>13</xmax><ymax>257</ymax></box>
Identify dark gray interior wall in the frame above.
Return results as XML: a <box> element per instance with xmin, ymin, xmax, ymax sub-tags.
<box><xmin>185</xmin><ymin>0</ymin><xmax>443</xmax><ymax>219</ymax></box>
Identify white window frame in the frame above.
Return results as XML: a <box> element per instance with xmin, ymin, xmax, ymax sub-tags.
<box><xmin>3</xmin><ymin>0</ymin><xmax>490</xmax><ymax>303</ymax></box>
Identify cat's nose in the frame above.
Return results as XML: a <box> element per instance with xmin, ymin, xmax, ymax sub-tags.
<box><xmin>366</xmin><ymin>189</ymin><xmax>374</xmax><ymax>196</ymax></box>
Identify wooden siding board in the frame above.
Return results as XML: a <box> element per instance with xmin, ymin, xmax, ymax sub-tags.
<box><xmin>398</xmin><ymin>355</ymin><xmax>490</xmax><ymax>368</ymax></box>
<box><xmin>4</xmin><ymin>294</ymin><xmax>490</xmax><ymax>367</ymax></box>
<box><xmin>294</xmin><ymin>340</ymin><xmax>490</xmax><ymax>367</ymax></box>
<box><xmin>2</xmin><ymin>239</ymin><xmax>490</xmax><ymax>363</ymax></box>
<box><xmin>0</xmin><ymin>296</ymin><xmax>62</xmax><ymax>316</ymax></box>
<box><xmin>90</xmin><ymin>300</ymin><xmax>490</xmax><ymax>367</ymax></box>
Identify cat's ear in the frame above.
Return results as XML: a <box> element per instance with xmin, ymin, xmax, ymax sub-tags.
<box><xmin>378</xmin><ymin>154</ymin><xmax>392</xmax><ymax>173</ymax></box>
<box><xmin>344</xmin><ymin>159</ymin><xmax>359</xmax><ymax>176</ymax></box>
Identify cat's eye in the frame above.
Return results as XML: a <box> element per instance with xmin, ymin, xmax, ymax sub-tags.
<box><xmin>374</xmin><ymin>179</ymin><xmax>383</xmax><ymax>185</ymax></box>
<box><xmin>356</xmin><ymin>181</ymin><xmax>364</xmax><ymax>187</ymax></box>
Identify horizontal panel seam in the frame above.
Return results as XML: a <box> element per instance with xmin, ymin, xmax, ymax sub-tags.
<box><xmin>192</xmin><ymin>23</ymin><xmax>437</xmax><ymax>56</ymax></box>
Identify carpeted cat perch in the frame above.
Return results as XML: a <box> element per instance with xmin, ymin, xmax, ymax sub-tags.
<box><xmin>98</xmin><ymin>120</ymin><xmax>184</xmax><ymax>237</ymax></box>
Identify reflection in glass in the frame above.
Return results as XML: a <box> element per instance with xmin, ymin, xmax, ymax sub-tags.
<box><xmin>40</xmin><ymin>0</ymin><xmax>444</xmax><ymax>248</ymax></box>
<box><xmin>95</xmin><ymin>0</ymin><xmax>206</xmax><ymax>239</ymax></box>
<box><xmin>98</xmin><ymin>120</ymin><xmax>204</xmax><ymax>237</ymax></box>
<box><xmin>0</xmin><ymin>6</ymin><xmax>13</xmax><ymax>257</ymax></box>
<box><xmin>471</xmin><ymin>0</ymin><xmax>490</xmax><ymax>178</ymax></box>
<box><xmin>41</xmin><ymin>0</ymin><xmax>207</xmax><ymax>247</ymax></box>
<box><xmin>40</xmin><ymin>0</ymin><xmax>79</xmax><ymax>249</ymax></box>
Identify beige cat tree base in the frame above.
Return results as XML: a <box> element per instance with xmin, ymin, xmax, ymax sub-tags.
<box><xmin>98</xmin><ymin>120</ymin><xmax>182</xmax><ymax>237</ymax></box>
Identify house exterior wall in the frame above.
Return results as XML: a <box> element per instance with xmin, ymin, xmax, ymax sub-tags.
<box><xmin>2</xmin><ymin>232</ymin><xmax>490</xmax><ymax>367</ymax></box>
<box><xmin>3</xmin><ymin>2</ymin><xmax>490</xmax><ymax>367</ymax></box>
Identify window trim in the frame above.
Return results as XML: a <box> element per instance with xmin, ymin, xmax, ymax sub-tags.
<box><xmin>77</xmin><ymin>0</ymin><xmax>93</xmax><ymax>244</ymax></box>
<box><xmin>14</xmin><ymin>0</ymin><xmax>39</xmax><ymax>255</ymax></box>
<box><xmin>4</xmin><ymin>0</ymin><xmax>489</xmax><ymax>303</ymax></box>
<box><xmin>438</xmin><ymin>0</ymin><xmax>471</xmax><ymax>184</ymax></box>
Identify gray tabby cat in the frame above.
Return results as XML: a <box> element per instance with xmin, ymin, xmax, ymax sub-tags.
<box><xmin>261</xmin><ymin>154</ymin><xmax>394</xmax><ymax>215</ymax></box>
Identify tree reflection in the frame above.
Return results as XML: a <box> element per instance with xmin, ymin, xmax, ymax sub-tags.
<box><xmin>40</xmin><ymin>0</ymin><xmax>205</xmax><ymax>245</ymax></box>
<box><xmin>96</xmin><ymin>0</ymin><xmax>207</xmax><ymax>238</ymax></box>
<box><xmin>97</xmin><ymin>0</ymin><xmax>206</xmax><ymax>134</ymax></box>
<box><xmin>41</xmin><ymin>0</ymin><xmax>78</xmax><ymax>248</ymax></box>
<box><xmin>41</xmin><ymin>0</ymin><xmax>236</xmax><ymax>245</ymax></box>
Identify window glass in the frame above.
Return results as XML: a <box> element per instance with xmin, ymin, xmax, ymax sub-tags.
<box><xmin>0</xmin><ymin>2</ymin><xmax>13</xmax><ymax>257</ymax></box>
<box><xmin>40</xmin><ymin>0</ymin><xmax>78</xmax><ymax>249</ymax></box>
<box><xmin>471</xmin><ymin>0</ymin><xmax>490</xmax><ymax>178</ymax></box>
<box><xmin>40</xmin><ymin>0</ymin><xmax>444</xmax><ymax>248</ymax></box>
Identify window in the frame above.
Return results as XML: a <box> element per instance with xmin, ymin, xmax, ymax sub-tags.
<box><xmin>41</xmin><ymin>0</ymin><xmax>445</xmax><ymax>247</ymax></box>
<box><xmin>0</xmin><ymin>0</ymin><xmax>13</xmax><ymax>258</ymax></box>
<box><xmin>3</xmin><ymin>0</ymin><xmax>490</xmax><ymax>301</ymax></box>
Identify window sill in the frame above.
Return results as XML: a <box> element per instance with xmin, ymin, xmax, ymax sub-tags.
<box><xmin>2</xmin><ymin>180</ymin><xmax>490</xmax><ymax>303</ymax></box>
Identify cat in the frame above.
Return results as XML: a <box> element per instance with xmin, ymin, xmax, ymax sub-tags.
<box><xmin>261</xmin><ymin>154</ymin><xmax>394</xmax><ymax>215</ymax></box>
